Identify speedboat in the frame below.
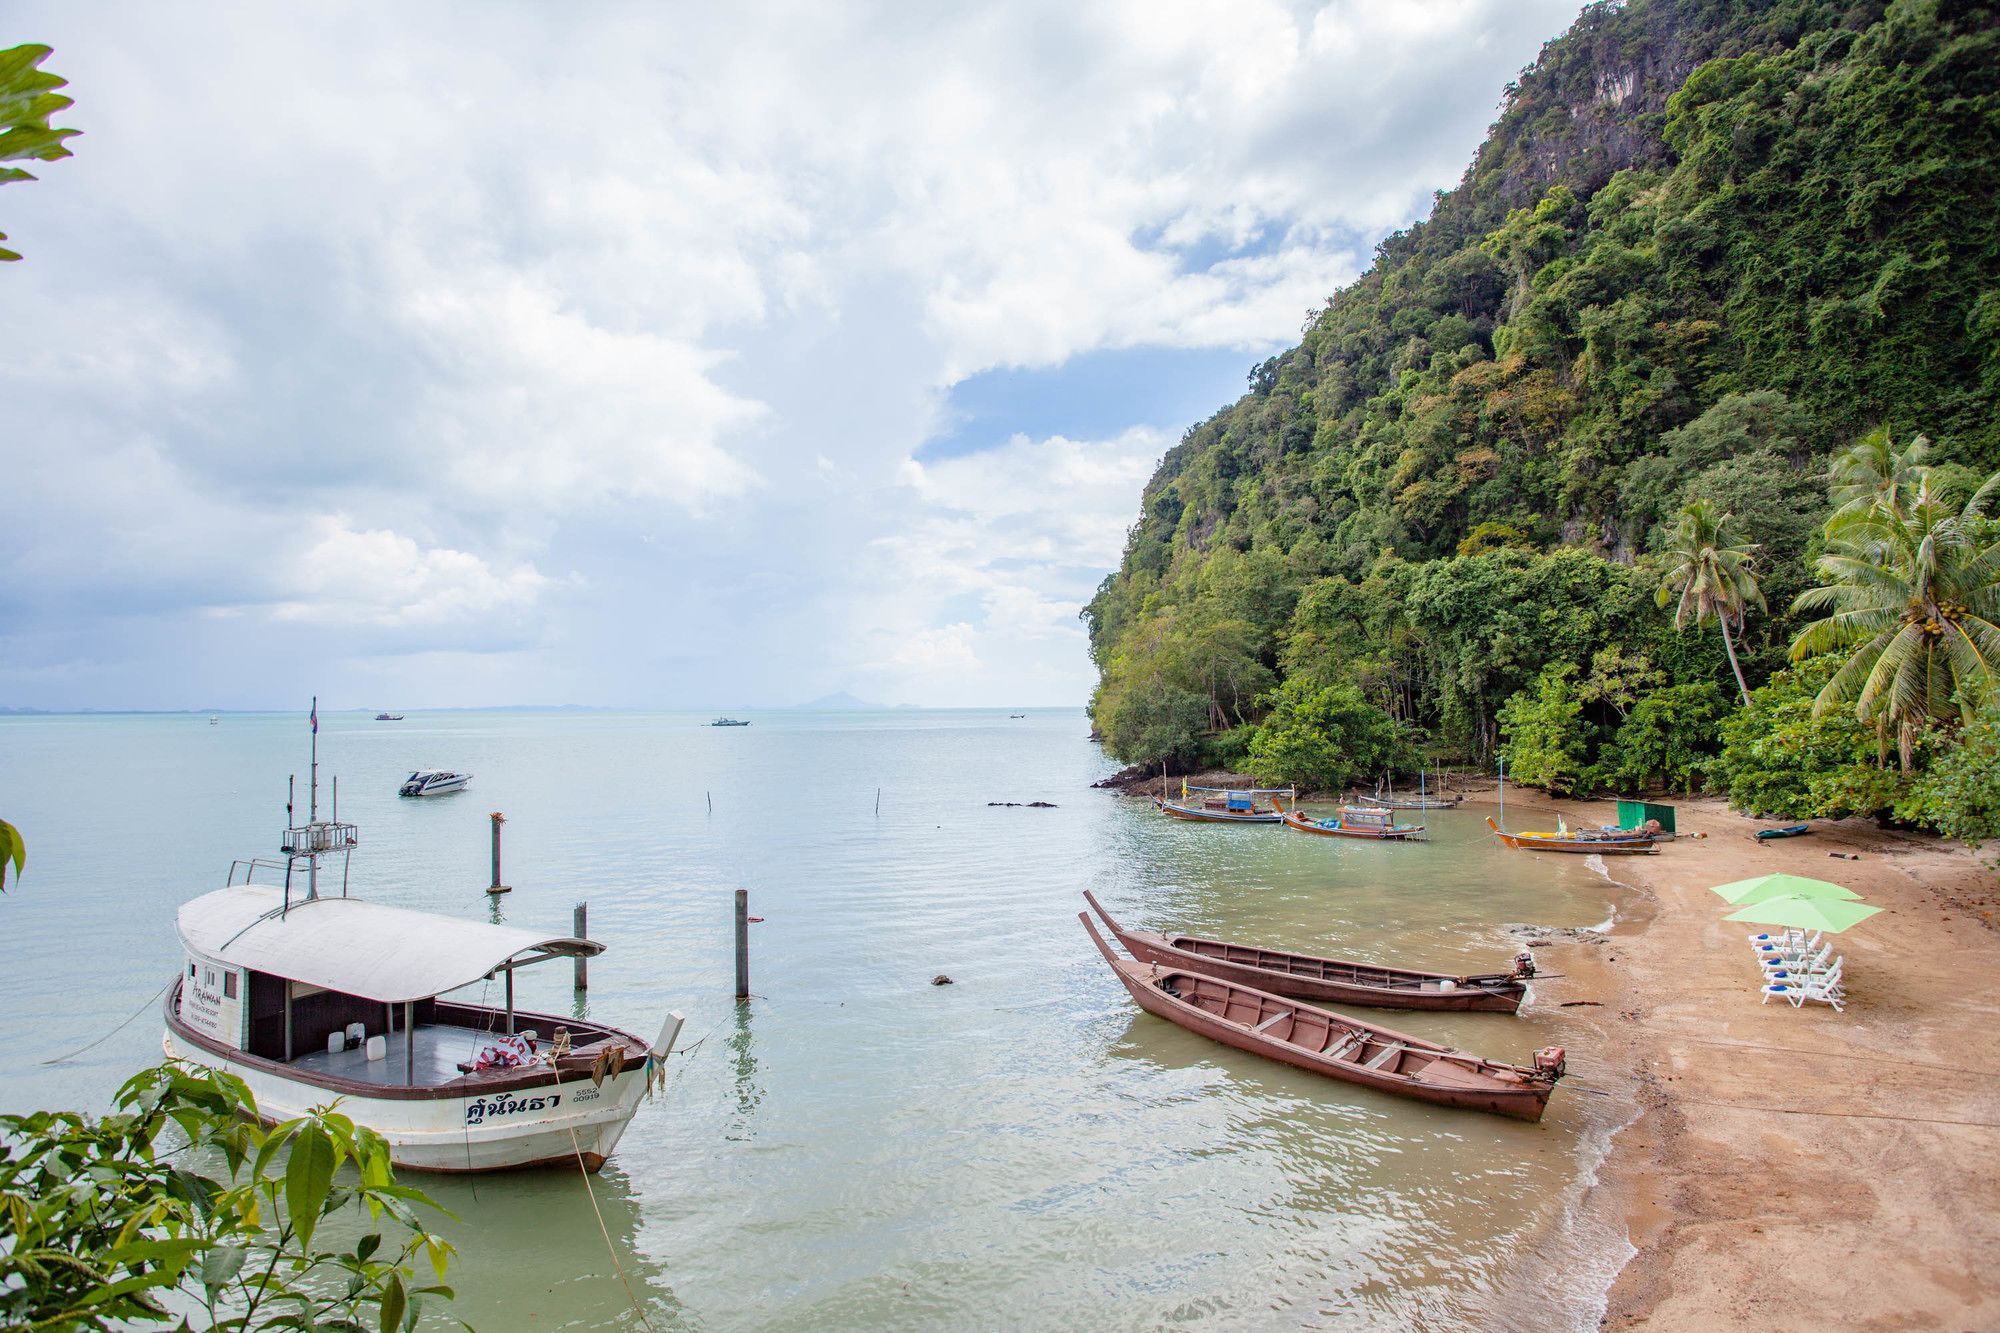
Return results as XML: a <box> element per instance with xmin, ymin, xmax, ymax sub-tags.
<box><xmin>375</xmin><ymin>712</ymin><xmax>405</xmax><ymax>721</ymax></box>
<box><xmin>400</xmin><ymin>770</ymin><xmax>470</xmax><ymax>797</ymax></box>
<box><xmin>164</xmin><ymin>710</ymin><xmax>682</xmax><ymax>1173</ymax></box>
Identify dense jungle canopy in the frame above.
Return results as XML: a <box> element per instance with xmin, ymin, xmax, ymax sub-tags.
<box><xmin>1084</xmin><ymin>0</ymin><xmax>2000</xmax><ymax>830</ymax></box>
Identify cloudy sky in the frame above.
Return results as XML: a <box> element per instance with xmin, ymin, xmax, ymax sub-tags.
<box><xmin>4</xmin><ymin>0</ymin><xmax>1578</xmax><ymax>710</ymax></box>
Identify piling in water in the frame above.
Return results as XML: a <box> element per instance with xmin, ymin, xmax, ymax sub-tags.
<box><xmin>488</xmin><ymin>812</ymin><xmax>511</xmax><ymax>895</ymax></box>
<box><xmin>735</xmin><ymin>888</ymin><xmax>749</xmax><ymax>1000</ymax></box>
<box><xmin>573</xmin><ymin>902</ymin><xmax>588</xmax><ymax>990</ymax></box>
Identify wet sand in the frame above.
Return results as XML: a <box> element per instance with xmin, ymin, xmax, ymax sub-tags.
<box><xmin>1488</xmin><ymin>791</ymin><xmax>2000</xmax><ymax>1330</ymax></box>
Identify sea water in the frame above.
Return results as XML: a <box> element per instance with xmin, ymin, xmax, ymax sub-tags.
<box><xmin>0</xmin><ymin>709</ymin><xmax>1627</xmax><ymax>1329</ymax></box>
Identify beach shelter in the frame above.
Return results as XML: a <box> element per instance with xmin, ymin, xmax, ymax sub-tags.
<box><xmin>1708</xmin><ymin>873</ymin><xmax>1863</xmax><ymax>907</ymax></box>
<box><xmin>1722</xmin><ymin>896</ymin><xmax>1882</xmax><ymax>933</ymax></box>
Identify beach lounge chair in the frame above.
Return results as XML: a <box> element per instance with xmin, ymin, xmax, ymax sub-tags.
<box><xmin>1761</xmin><ymin>943</ymin><xmax>1834</xmax><ymax>976</ymax></box>
<box><xmin>1762</xmin><ymin>963</ymin><xmax>1845</xmax><ymax>1011</ymax></box>
<box><xmin>1753</xmin><ymin>936</ymin><xmax>1825</xmax><ymax>968</ymax></box>
<box><xmin>1764</xmin><ymin>953</ymin><xmax>1840</xmax><ymax>985</ymax></box>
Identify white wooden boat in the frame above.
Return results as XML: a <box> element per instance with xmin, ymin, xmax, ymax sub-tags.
<box><xmin>164</xmin><ymin>705</ymin><xmax>679</xmax><ymax>1173</ymax></box>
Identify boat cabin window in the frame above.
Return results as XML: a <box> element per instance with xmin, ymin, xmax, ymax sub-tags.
<box><xmin>223</xmin><ymin>972</ymin><xmax>238</xmax><ymax>999</ymax></box>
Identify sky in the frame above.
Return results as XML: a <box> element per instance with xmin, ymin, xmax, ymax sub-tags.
<box><xmin>2</xmin><ymin>0</ymin><xmax>1580</xmax><ymax>710</ymax></box>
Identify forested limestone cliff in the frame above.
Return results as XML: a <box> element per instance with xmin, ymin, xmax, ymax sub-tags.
<box><xmin>1086</xmin><ymin>0</ymin><xmax>2000</xmax><ymax>820</ymax></box>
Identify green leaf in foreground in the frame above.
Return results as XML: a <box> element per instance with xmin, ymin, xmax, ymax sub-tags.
<box><xmin>283</xmin><ymin>1121</ymin><xmax>336</xmax><ymax>1252</ymax></box>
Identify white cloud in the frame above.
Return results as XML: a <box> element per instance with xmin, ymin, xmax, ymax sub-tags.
<box><xmin>2</xmin><ymin>0</ymin><xmax>1582</xmax><ymax>707</ymax></box>
<box><xmin>270</xmin><ymin>518</ymin><xmax>550</xmax><ymax>628</ymax></box>
<box><xmin>851</xmin><ymin>428</ymin><xmax>1172</xmax><ymax>702</ymax></box>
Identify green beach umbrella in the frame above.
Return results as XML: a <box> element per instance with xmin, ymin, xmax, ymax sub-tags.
<box><xmin>1722</xmin><ymin>895</ymin><xmax>1882</xmax><ymax>933</ymax></box>
<box><xmin>1708</xmin><ymin>873</ymin><xmax>1863</xmax><ymax>906</ymax></box>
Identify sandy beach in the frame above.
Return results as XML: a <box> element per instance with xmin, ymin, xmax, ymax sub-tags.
<box><xmin>1487</xmin><ymin>790</ymin><xmax>2000</xmax><ymax>1330</ymax></box>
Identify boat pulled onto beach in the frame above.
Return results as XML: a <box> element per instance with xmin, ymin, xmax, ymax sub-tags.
<box><xmin>1080</xmin><ymin>910</ymin><xmax>1565</xmax><ymax>1120</ymax></box>
<box><xmin>1486</xmin><ymin>815</ymin><xmax>1658</xmax><ymax>855</ymax></box>
<box><xmin>163</xmin><ymin>707</ymin><xmax>682</xmax><ymax>1173</ymax></box>
<box><xmin>1152</xmin><ymin>782</ymin><xmax>1294</xmax><ymax>823</ymax></box>
<box><xmin>1083</xmin><ymin>892</ymin><xmax>1531</xmax><ymax>1013</ymax></box>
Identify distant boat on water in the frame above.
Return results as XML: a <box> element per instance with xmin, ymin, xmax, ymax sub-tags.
<box><xmin>375</xmin><ymin>712</ymin><xmax>405</xmax><ymax>721</ymax></box>
<box><xmin>710</xmin><ymin>717</ymin><xmax>751</xmax><ymax>727</ymax></box>
<box><xmin>208</xmin><ymin>714</ymin><xmax>219</xmax><ymax>725</ymax></box>
<box><xmin>400</xmin><ymin>770</ymin><xmax>470</xmax><ymax>797</ymax></box>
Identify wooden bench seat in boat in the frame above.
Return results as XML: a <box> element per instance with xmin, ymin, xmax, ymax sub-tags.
<box><xmin>1322</xmin><ymin>1031</ymin><xmax>1366</xmax><ymax>1060</ymax></box>
<box><xmin>1362</xmin><ymin>1043</ymin><xmax>1404</xmax><ymax>1071</ymax></box>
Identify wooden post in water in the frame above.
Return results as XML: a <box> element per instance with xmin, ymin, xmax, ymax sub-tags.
<box><xmin>734</xmin><ymin>888</ymin><xmax>750</xmax><ymax>1001</ymax></box>
<box><xmin>707</xmin><ymin>790</ymin><xmax>713</xmax><ymax>815</ymax></box>
<box><xmin>573</xmin><ymin>903</ymin><xmax>589</xmax><ymax>990</ymax></box>
<box><xmin>488</xmin><ymin>812</ymin><xmax>510</xmax><ymax>895</ymax></box>
<box><xmin>875</xmin><ymin>787</ymin><xmax>881</xmax><ymax>816</ymax></box>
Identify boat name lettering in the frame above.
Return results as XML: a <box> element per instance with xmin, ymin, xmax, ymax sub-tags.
<box><xmin>464</xmin><ymin>1092</ymin><xmax>561</xmax><ymax>1125</ymax></box>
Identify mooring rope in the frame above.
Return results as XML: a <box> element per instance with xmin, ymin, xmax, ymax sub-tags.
<box><xmin>40</xmin><ymin>980</ymin><xmax>174</xmax><ymax>1066</ymax></box>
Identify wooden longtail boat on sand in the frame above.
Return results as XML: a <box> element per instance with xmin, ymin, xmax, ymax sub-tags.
<box><xmin>1082</xmin><ymin>891</ymin><xmax>1532</xmax><ymax>1013</ymax></box>
<box><xmin>1279</xmin><ymin>804</ymin><xmax>1423</xmax><ymax>841</ymax></box>
<box><xmin>1079</xmin><ymin>911</ymin><xmax>1565</xmax><ymax>1120</ymax></box>
<box><xmin>1486</xmin><ymin>815</ymin><xmax>1657</xmax><ymax>854</ymax></box>
<box><xmin>1355</xmin><ymin>791</ymin><xmax>1463</xmax><ymax>810</ymax></box>
<box><xmin>1152</xmin><ymin>781</ymin><xmax>1294</xmax><ymax>823</ymax></box>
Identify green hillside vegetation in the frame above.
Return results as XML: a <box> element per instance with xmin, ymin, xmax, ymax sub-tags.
<box><xmin>1085</xmin><ymin>0</ymin><xmax>2000</xmax><ymax>849</ymax></box>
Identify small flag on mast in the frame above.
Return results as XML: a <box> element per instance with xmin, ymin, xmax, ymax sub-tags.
<box><xmin>310</xmin><ymin>697</ymin><xmax>318</xmax><ymax>734</ymax></box>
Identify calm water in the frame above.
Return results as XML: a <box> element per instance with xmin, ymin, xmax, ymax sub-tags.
<box><xmin>0</xmin><ymin>710</ymin><xmax>1629</xmax><ymax>1329</ymax></box>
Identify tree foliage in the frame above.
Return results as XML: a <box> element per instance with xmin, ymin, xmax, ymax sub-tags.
<box><xmin>0</xmin><ymin>815</ymin><xmax>21</xmax><ymax>890</ymax></box>
<box><xmin>1088</xmin><ymin>0</ymin><xmax>2000</xmax><ymax>785</ymax></box>
<box><xmin>0</xmin><ymin>44</ymin><xmax>81</xmax><ymax>262</ymax></box>
<box><xmin>0</xmin><ymin>1062</ymin><xmax>460</xmax><ymax>1331</ymax></box>
<box><xmin>1246</xmin><ymin>679</ymin><xmax>1415</xmax><ymax>791</ymax></box>
<box><xmin>1790</xmin><ymin>453</ymin><xmax>2000</xmax><ymax>766</ymax></box>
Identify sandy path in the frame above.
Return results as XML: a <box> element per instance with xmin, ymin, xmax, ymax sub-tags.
<box><xmin>1498</xmin><ymin>793</ymin><xmax>2000</xmax><ymax>1330</ymax></box>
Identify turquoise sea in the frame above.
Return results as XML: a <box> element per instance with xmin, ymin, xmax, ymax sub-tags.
<box><xmin>0</xmin><ymin>709</ymin><xmax>1632</xmax><ymax>1329</ymax></box>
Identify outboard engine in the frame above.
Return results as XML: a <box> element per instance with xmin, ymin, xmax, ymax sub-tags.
<box><xmin>1513</xmin><ymin>950</ymin><xmax>1537</xmax><ymax>978</ymax></box>
<box><xmin>1533</xmin><ymin>1046</ymin><xmax>1567</xmax><ymax>1080</ymax></box>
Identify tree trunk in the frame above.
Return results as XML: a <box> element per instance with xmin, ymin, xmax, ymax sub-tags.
<box><xmin>1719</xmin><ymin>615</ymin><xmax>1753</xmax><ymax>708</ymax></box>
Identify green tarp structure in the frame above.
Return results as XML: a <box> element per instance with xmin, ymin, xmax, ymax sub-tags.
<box><xmin>1615</xmin><ymin>799</ymin><xmax>1676</xmax><ymax>834</ymax></box>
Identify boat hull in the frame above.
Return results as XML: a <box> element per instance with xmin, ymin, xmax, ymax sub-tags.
<box><xmin>1084</xmin><ymin>892</ymin><xmax>1524</xmax><ymax>1014</ymax></box>
<box><xmin>401</xmin><ymin>777</ymin><xmax>469</xmax><ymax>797</ymax></box>
<box><xmin>1486</xmin><ymin>816</ymin><xmax>1656</xmax><ymax>854</ymax></box>
<box><xmin>1080</xmin><ymin>913</ymin><xmax>1554</xmax><ymax>1120</ymax></box>
<box><xmin>162</xmin><ymin>991</ymin><xmax>660</xmax><ymax>1173</ymax></box>
<box><xmin>1152</xmin><ymin>797</ymin><xmax>1282</xmax><ymax>823</ymax></box>
<box><xmin>1280</xmin><ymin>811</ymin><xmax>1422</xmax><ymax>840</ymax></box>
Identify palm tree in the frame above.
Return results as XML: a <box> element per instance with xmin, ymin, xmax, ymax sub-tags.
<box><xmin>1827</xmin><ymin>427</ymin><xmax>1930</xmax><ymax>529</ymax></box>
<box><xmin>1658</xmin><ymin>500</ymin><xmax>1766</xmax><ymax>707</ymax></box>
<box><xmin>1790</xmin><ymin>472</ymin><xmax>2000</xmax><ymax>769</ymax></box>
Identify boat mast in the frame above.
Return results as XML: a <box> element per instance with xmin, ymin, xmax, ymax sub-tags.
<box><xmin>308</xmin><ymin>695</ymin><xmax>318</xmax><ymax>901</ymax></box>
<box><xmin>278</xmin><ymin>696</ymin><xmax>358</xmax><ymax>916</ymax></box>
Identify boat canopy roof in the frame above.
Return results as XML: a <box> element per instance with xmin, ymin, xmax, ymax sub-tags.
<box><xmin>176</xmin><ymin>885</ymin><xmax>604</xmax><ymax>1004</ymax></box>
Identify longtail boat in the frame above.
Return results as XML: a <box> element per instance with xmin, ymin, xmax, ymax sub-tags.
<box><xmin>1279</xmin><ymin>803</ymin><xmax>1423</xmax><ymax>841</ymax></box>
<box><xmin>1486</xmin><ymin>815</ymin><xmax>1657</xmax><ymax>854</ymax></box>
<box><xmin>1079</xmin><ymin>911</ymin><xmax>1564</xmax><ymax>1120</ymax></box>
<box><xmin>1152</xmin><ymin>781</ymin><xmax>1294</xmax><ymax>823</ymax></box>
<box><xmin>1355</xmin><ymin>790</ymin><xmax>1463</xmax><ymax>810</ymax></box>
<box><xmin>1082</xmin><ymin>891</ymin><xmax>1531</xmax><ymax>1013</ymax></box>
